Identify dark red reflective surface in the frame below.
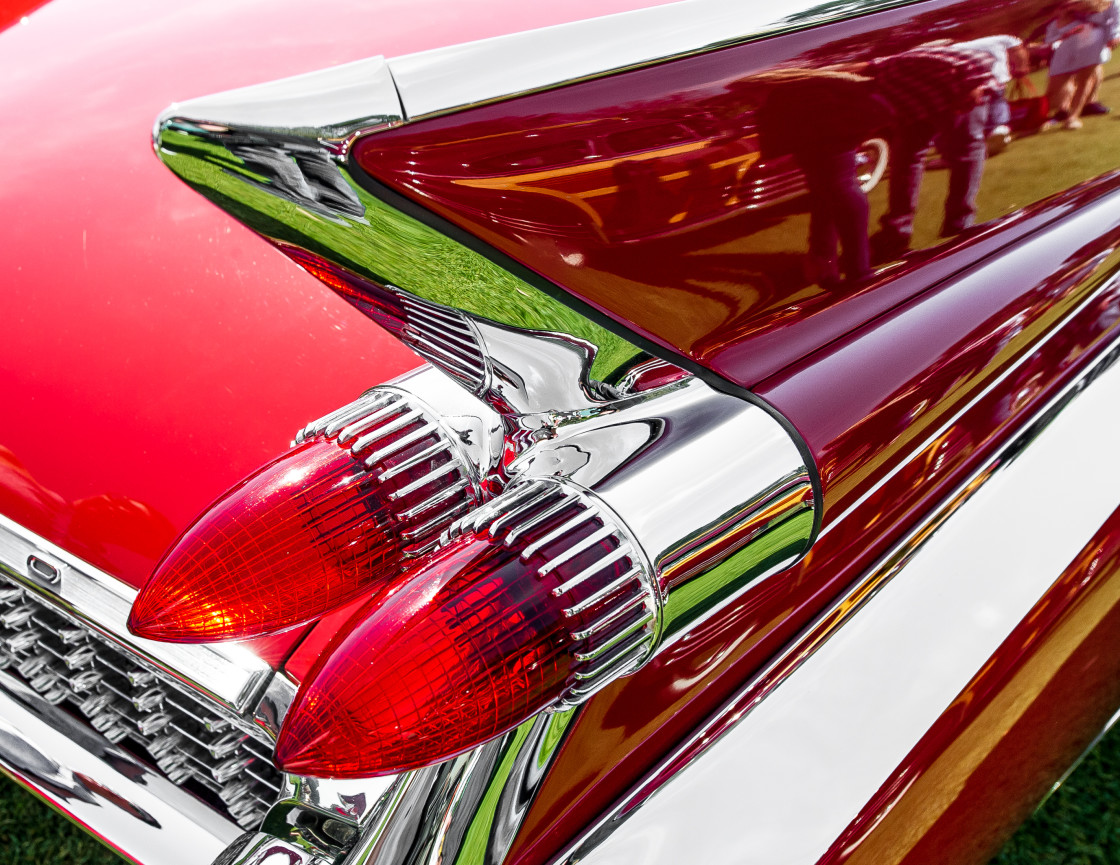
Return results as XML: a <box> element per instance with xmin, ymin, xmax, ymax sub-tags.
<box><xmin>505</xmin><ymin>184</ymin><xmax>1120</xmax><ymax>865</ymax></box>
<box><xmin>355</xmin><ymin>0</ymin><xmax>1120</xmax><ymax>388</ymax></box>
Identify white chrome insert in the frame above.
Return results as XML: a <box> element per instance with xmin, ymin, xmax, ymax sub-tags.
<box><xmin>569</xmin><ymin>342</ymin><xmax>1120</xmax><ymax>865</ymax></box>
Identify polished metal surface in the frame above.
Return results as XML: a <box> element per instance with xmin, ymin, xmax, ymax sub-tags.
<box><xmin>261</xmin><ymin>773</ymin><xmax>400</xmax><ymax>860</ymax></box>
<box><xmin>510</xmin><ymin>376</ymin><xmax>814</xmax><ymax>640</ymax></box>
<box><xmin>0</xmin><ymin>571</ymin><xmax>282</xmax><ymax>829</ymax></box>
<box><xmin>154</xmin><ymin>102</ymin><xmax>653</xmax><ymax>422</ymax></box>
<box><xmin>252</xmin><ymin>672</ymin><xmax>297</xmax><ymax>741</ymax></box>
<box><xmin>156</xmin><ymin>56</ymin><xmax>403</xmax><ymax>151</ymax></box>
<box><xmin>388</xmin><ymin>0</ymin><xmax>918</xmax><ymax>120</ymax></box>
<box><xmin>213</xmin><ymin>832</ymin><xmax>331</xmax><ymax>865</ymax></box>
<box><xmin>564</xmin><ymin>336</ymin><xmax>1120</xmax><ymax>865</ymax></box>
<box><xmin>344</xmin><ymin>709</ymin><xmax>577</xmax><ymax>865</ymax></box>
<box><xmin>0</xmin><ymin>667</ymin><xmax>240</xmax><ymax>865</ymax></box>
<box><xmin>0</xmin><ymin>513</ymin><xmax>271</xmax><ymax>711</ymax></box>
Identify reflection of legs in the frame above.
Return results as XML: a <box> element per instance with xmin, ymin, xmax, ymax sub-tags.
<box><xmin>1084</xmin><ymin>65</ymin><xmax>1110</xmax><ymax>113</ymax></box>
<box><xmin>873</xmin><ymin>125</ymin><xmax>928</xmax><ymax>260</ymax></box>
<box><xmin>1045</xmin><ymin>72</ymin><xmax>1076</xmax><ymax>119</ymax></box>
<box><xmin>801</xmin><ymin>149</ymin><xmax>870</xmax><ymax>284</ymax></box>
<box><xmin>941</xmin><ymin>102</ymin><xmax>987</xmax><ymax>235</ymax></box>
<box><xmin>1066</xmin><ymin>66</ymin><xmax>1099</xmax><ymax>124</ymax></box>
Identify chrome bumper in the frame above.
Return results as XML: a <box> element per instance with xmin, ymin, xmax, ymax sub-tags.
<box><xmin>0</xmin><ymin>668</ymin><xmax>240</xmax><ymax>865</ymax></box>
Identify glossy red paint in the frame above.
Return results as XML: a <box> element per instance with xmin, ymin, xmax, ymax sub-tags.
<box><xmin>0</xmin><ymin>0</ymin><xmax>49</xmax><ymax>32</ymax></box>
<box><xmin>352</xmin><ymin>0</ymin><xmax>1108</xmax><ymax>390</ymax></box>
<box><xmin>503</xmin><ymin>185</ymin><xmax>1120</xmax><ymax>865</ymax></box>
<box><xmin>0</xmin><ymin>0</ymin><xmax>675</xmax><ymax>663</ymax></box>
<box><xmin>817</xmin><ymin>504</ymin><xmax>1120</xmax><ymax>865</ymax></box>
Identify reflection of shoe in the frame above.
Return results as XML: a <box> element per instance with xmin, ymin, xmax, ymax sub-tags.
<box><xmin>987</xmin><ymin>128</ymin><xmax>1011</xmax><ymax>154</ymax></box>
<box><xmin>804</xmin><ymin>253</ymin><xmax>840</xmax><ymax>288</ymax></box>
<box><xmin>1064</xmin><ymin>117</ymin><xmax>1083</xmax><ymax>130</ymax></box>
<box><xmin>1083</xmin><ymin>101</ymin><xmax>1111</xmax><ymax>115</ymax></box>
<box><xmin>870</xmin><ymin>230</ymin><xmax>910</xmax><ymax>264</ymax></box>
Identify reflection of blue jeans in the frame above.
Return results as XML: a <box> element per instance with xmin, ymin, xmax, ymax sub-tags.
<box><xmin>882</xmin><ymin>100</ymin><xmax>987</xmax><ymax>239</ymax></box>
<box><xmin>986</xmin><ymin>93</ymin><xmax>1011</xmax><ymax>133</ymax></box>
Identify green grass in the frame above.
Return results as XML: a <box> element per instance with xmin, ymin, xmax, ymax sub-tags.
<box><xmin>992</xmin><ymin>721</ymin><xmax>1120</xmax><ymax>865</ymax></box>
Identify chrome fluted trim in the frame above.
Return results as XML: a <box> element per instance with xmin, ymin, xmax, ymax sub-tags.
<box><xmin>294</xmin><ymin>365</ymin><xmax>504</xmax><ymax>556</ymax></box>
<box><xmin>447</xmin><ymin>477</ymin><xmax>660</xmax><ymax>705</ymax></box>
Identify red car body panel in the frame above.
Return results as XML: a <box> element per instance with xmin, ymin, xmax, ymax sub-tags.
<box><xmin>3</xmin><ymin>0</ymin><xmax>1120</xmax><ymax>862</ymax></box>
<box><xmin>0</xmin><ymin>0</ymin><xmax>677</xmax><ymax>665</ymax></box>
<box><xmin>353</xmin><ymin>0</ymin><xmax>1114</xmax><ymax>388</ymax></box>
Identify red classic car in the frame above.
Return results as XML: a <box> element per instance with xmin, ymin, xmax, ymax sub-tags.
<box><xmin>3</xmin><ymin>0</ymin><xmax>1120</xmax><ymax>864</ymax></box>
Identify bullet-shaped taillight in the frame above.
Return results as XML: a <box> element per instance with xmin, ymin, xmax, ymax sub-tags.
<box><xmin>128</xmin><ymin>386</ymin><xmax>484</xmax><ymax>642</ymax></box>
<box><xmin>275</xmin><ymin>479</ymin><xmax>659</xmax><ymax>777</ymax></box>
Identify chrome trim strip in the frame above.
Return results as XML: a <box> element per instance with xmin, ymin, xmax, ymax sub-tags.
<box><xmin>0</xmin><ymin>667</ymin><xmax>240</xmax><ymax>865</ymax></box>
<box><xmin>388</xmin><ymin>0</ymin><xmax>920</xmax><ymax>120</ymax></box>
<box><xmin>0</xmin><ymin>514</ymin><xmax>272</xmax><ymax>712</ymax></box>
<box><xmin>156</xmin><ymin>56</ymin><xmax>403</xmax><ymax>149</ymax></box>
<box><xmin>343</xmin><ymin>709</ymin><xmax>578</xmax><ymax>865</ymax></box>
<box><xmin>564</xmin><ymin>337</ymin><xmax>1120</xmax><ymax>865</ymax></box>
<box><xmin>820</xmin><ymin>241</ymin><xmax>1120</xmax><ymax>538</ymax></box>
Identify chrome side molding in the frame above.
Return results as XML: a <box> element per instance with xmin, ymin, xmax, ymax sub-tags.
<box><xmin>561</xmin><ymin>335</ymin><xmax>1120</xmax><ymax>865</ymax></box>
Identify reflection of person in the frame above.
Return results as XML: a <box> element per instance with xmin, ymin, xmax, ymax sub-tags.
<box><xmin>1043</xmin><ymin>0</ymin><xmax>1120</xmax><ymax>128</ymax></box>
<box><xmin>757</xmin><ymin>71</ymin><xmax>891</xmax><ymax>286</ymax></box>
<box><xmin>867</xmin><ymin>43</ymin><xmax>995</xmax><ymax>261</ymax></box>
<box><xmin>955</xmin><ymin>35</ymin><xmax>1025</xmax><ymax>145</ymax></box>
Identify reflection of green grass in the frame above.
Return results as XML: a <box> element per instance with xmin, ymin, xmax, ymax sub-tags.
<box><xmin>708</xmin><ymin>57</ymin><xmax>1120</xmax><ymax>281</ymax></box>
<box><xmin>0</xmin><ymin>775</ymin><xmax>122</xmax><ymax>864</ymax></box>
<box><xmin>661</xmin><ymin>509</ymin><xmax>814</xmax><ymax>638</ymax></box>
<box><xmin>160</xmin><ymin>129</ymin><xmax>642</xmax><ymax>384</ymax></box>
<box><xmin>457</xmin><ymin>709</ymin><xmax>575</xmax><ymax>865</ymax></box>
<box><xmin>992</xmin><ymin>720</ymin><xmax>1120</xmax><ymax>864</ymax></box>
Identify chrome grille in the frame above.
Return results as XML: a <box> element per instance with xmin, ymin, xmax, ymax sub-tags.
<box><xmin>0</xmin><ymin>577</ymin><xmax>281</xmax><ymax>829</ymax></box>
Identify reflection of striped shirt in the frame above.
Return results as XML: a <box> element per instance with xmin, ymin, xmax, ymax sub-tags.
<box><xmin>868</xmin><ymin>45</ymin><xmax>994</xmax><ymax>126</ymax></box>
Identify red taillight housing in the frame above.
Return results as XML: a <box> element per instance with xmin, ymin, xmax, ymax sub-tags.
<box><xmin>275</xmin><ymin>479</ymin><xmax>659</xmax><ymax>777</ymax></box>
<box><xmin>128</xmin><ymin>388</ymin><xmax>482</xmax><ymax>642</ymax></box>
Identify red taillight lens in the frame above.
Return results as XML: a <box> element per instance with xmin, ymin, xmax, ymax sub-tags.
<box><xmin>128</xmin><ymin>389</ymin><xmax>479</xmax><ymax>642</ymax></box>
<box><xmin>275</xmin><ymin>480</ymin><xmax>658</xmax><ymax>777</ymax></box>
